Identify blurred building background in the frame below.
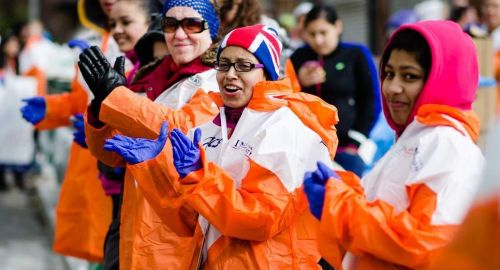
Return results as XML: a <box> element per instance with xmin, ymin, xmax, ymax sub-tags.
<box><xmin>0</xmin><ymin>0</ymin><xmax>481</xmax><ymax>52</ymax></box>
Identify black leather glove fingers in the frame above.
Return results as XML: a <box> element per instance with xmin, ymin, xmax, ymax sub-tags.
<box><xmin>113</xmin><ymin>55</ymin><xmax>125</xmax><ymax>77</ymax></box>
<box><xmin>78</xmin><ymin>46</ymin><xmax>109</xmax><ymax>100</ymax></box>
<box><xmin>78</xmin><ymin>46</ymin><xmax>126</xmax><ymax>102</ymax></box>
<box><xmin>78</xmin><ymin>53</ymin><xmax>98</xmax><ymax>92</ymax></box>
<box><xmin>88</xmin><ymin>45</ymin><xmax>111</xmax><ymax>75</ymax></box>
<box><xmin>106</xmin><ymin>55</ymin><xmax>127</xmax><ymax>93</ymax></box>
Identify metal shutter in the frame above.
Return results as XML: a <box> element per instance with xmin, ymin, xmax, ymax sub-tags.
<box><xmin>329</xmin><ymin>0</ymin><xmax>369</xmax><ymax>46</ymax></box>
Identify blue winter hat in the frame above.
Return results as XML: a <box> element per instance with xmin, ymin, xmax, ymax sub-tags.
<box><xmin>162</xmin><ymin>0</ymin><xmax>220</xmax><ymax>40</ymax></box>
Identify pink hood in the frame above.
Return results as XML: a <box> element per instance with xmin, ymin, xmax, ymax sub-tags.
<box><xmin>380</xmin><ymin>20</ymin><xmax>478</xmax><ymax>134</ymax></box>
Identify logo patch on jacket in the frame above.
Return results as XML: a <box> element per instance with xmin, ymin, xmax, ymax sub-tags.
<box><xmin>203</xmin><ymin>136</ymin><xmax>223</xmax><ymax>149</ymax></box>
<box><xmin>232</xmin><ymin>139</ymin><xmax>253</xmax><ymax>156</ymax></box>
<box><xmin>187</xmin><ymin>75</ymin><xmax>202</xmax><ymax>87</ymax></box>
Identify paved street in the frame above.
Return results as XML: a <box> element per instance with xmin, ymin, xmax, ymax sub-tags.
<box><xmin>0</xmin><ymin>185</ymin><xmax>66</xmax><ymax>270</ymax></box>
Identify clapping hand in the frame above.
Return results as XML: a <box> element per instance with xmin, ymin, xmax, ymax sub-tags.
<box><xmin>104</xmin><ymin>121</ymin><xmax>169</xmax><ymax>165</ymax></box>
<box><xmin>170</xmin><ymin>128</ymin><xmax>202</xmax><ymax>178</ymax></box>
<box><xmin>78</xmin><ymin>46</ymin><xmax>126</xmax><ymax>103</ymax></box>
<box><xmin>303</xmin><ymin>161</ymin><xmax>338</xmax><ymax>220</ymax></box>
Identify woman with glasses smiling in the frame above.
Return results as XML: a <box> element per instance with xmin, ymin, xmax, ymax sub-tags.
<box><xmin>103</xmin><ymin>24</ymin><xmax>340</xmax><ymax>269</ymax></box>
<box><xmin>78</xmin><ymin>0</ymin><xmax>222</xmax><ymax>269</ymax></box>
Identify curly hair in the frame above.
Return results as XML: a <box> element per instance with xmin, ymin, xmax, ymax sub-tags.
<box><xmin>219</xmin><ymin>0</ymin><xmax>262</xmax><ymax>37</ymax></box>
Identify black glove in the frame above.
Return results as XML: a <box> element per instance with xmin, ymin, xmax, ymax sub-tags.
<box><xmin>78</xmin><ymin>46</ymin><xmax>127</xmax><ymax>103</ymax></box>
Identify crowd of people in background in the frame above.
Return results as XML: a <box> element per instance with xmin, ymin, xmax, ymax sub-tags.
<box><xmin>0</xmin><ymin>0</ymin><xmax>498</xmax><ymax>269</ymax></box>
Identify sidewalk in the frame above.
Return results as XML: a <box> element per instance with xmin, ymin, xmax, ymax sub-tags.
<box><xmin>34</xmin><ymin>160</ymin><xmax>90</xmax><ymax>270</ymax></box>
<box><xmin>0</xmin><ymin>184</ymin><xmax>65</xmax><ymax>270</ymax></box>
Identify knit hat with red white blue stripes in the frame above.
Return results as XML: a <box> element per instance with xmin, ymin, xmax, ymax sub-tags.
<box><xmin>217</xmin><ymin>24</ymin><xmax>282</xmax><ymax>81</ymax></box>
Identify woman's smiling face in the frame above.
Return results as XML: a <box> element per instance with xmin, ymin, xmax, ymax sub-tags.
<box><xmin>109</xmin><ymin>1</ymin><xmax>149</xmax><ymax>52</ymax></box>
<box><xmin>383</xmin><ymin>49</ymin><xmax>426</xmax><ymax>125</ymax></box>
<box><xmin>216</xmin><ymin>46</ymin><xmax>266</xmax><ymax>108</ymax></box>
<box><xmin>164</xmin><ymin>7</ymin><xmax>212</xmax><ymax>65</ymax></box>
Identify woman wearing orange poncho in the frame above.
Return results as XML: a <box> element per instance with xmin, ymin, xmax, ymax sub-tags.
<box><xmin>19</xmin><ymin>0</ymin><xmax>122</xmax><ymax>262</ymax></box>
<box><xmin>303</xmin><ymin>20</ymin><xmax>486</xmax><ymax>269</ymax></box>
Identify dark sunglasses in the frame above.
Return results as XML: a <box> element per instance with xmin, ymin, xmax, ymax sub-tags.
<box><xmin>161</xmin><ymin>17</ymin><xmax>209</xmax><ymax>34</ymax></box>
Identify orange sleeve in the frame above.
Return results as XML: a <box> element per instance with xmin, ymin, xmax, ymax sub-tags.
<box><xmin>318</xmin><ymin>171</ymin><xmax>457</xmax><ymax>269</ymax></box>
<box><xmin>23</xmin><ymin>66</ymin><xmax>47</xmax><ymax>96</ymax></box>
<box><xmin>126</xmin><ymin>142</ymin><xmax>198</xmax><ymax>237</ymax></box>
<box><xmin>177</xmin><ymin>149</ymin><xmax>303</xmax><ymax>241</ymax></box>
<box><xmin>86</xmin><ymin>86</ymin><xmax>217</xmax><ymax>165</ymax></box>
<box><xmin>84</xmin><ymin>118</ymin><xmax>125</xmax><ymax>167</ymax></box>
<box><xmin>99</xmin><ymin>86</ymin><xmax>218</xmax><ymax>138</ymax></box>
<box><xmin>87</xmin><ymin>86</ymin><xmax>218</xmax><ymax>230</ymax></box>
<box><xmin>284</xmin><ymin>58</ymin><xmax>301</xmax><ymax>93</ymax></box>
<box><xmin>36</xmin><ymin>72</ymin><xmax>88</xmax><ymax>130</ymax></box>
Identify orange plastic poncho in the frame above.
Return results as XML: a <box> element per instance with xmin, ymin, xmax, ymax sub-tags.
<box><xmin>126</xmin><ymin>79</ymin><xmax>339</xmax><ymax>269</ymax></box>
<box><xmin>84</xmin><ymin>76</ymin><xmax>219</xmax><ymax>269</ymax></box>
<box><xmin>47</xmin><ymin>34</ymin><xmax>115</xmax><ymax>262</ymax></box>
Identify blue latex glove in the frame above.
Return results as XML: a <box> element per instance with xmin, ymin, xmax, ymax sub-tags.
<box><xmin>20</xmin><ymin>97</ymin><xmax>46</xmax><ymax>125</ymax></box>
<box><xmin>303</xmin><ymin>161</ymin><xmax>338</xmax><ymax>220</ymax></box>
<box><xmin>68</xmin><ymin>39</ymin><xmax>90</xmax><ymax>51</ymax></box>
<box><xmin>71</xmin><ymin>113</ymin><xmax>87</xmax><ymax>148</ymax></box>
<box><xmin>170</xmin><ymin>128</ymin><xmax>202</xmax><ymax>178</ymax></box>
<box><xmin>103</xmin><ymin>121</ymin><xmax>168</xmax><ymax>164</ymax></box>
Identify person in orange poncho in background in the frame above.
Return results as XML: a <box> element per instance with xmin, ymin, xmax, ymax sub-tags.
<box><xmin>19</xmin><ymin>0</ymin><xmax>123</xmax><ymax>262</ymax></box>
<box><xmin>303</xmin><ymin>20</ymin><xmax>485</xmax><ymax>270</ymax></box>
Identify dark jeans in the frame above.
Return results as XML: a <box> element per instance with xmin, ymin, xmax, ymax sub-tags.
<box><xmin>103</xmin><ymin>194</ymin><xmax>122</xmax><ymax>270</ymax></box>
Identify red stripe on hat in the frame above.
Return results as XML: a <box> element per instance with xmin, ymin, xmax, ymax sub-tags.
<box><xmin>225</xmin><ymin>26</ymin><xmax>261</xmax><ymax>50</ymax></box>
<box><xmin>260</xmin><ymin>29</ymin><xmax>280</xmax><ymax>63</ymax></box>
<box><xmin>260</xmin><ymin>27</ymin><xmax>281</xmax><ymax>52</ymax></box>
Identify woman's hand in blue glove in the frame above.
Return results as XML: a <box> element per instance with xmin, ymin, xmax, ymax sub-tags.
<box><xmin>71</xmin><ymin>113</ymin><xmax>87</xmax><ymax>148</ymax></box>
<box><xmin>170</xmin><ymin>128</ymin><xmax>202</xmax><ymax>178</ymax></box>
<box><xmin>303</xmin><ymin>161</ymin><xmax>338</xmax><ymax>220</ymax></box>
<box><xmin>20</xmin><ymin>97</ymin><xmax>46</xmax><ymax>125</ymax></box>
<box><xmin>103</xmin><ymin>121</ymin><xmax>169</xmax><ymax>164</ymax></box>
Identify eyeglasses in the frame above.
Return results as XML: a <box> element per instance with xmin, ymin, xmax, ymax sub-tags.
<box><xmin>214</xmin><ymin>61</ymin><xmax>264</xmax><ymax>72</ymax></box>
<box><xmin>161</xmin><ymin>17</ymin><xmax>208</xmax><ymax>34</ymax></box>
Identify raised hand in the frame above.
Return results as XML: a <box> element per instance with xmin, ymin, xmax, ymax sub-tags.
<box><xmin>71</xmin><ymin>113</ymin><xmax>87</xmax><ymax>148</ymax></box>
<box><xmin>170</xmin><ymin>128</ymin><xmax>202</xmax><ymax>178</ymax></box>
<box><xmin>303</xmin><ymin>161</ymin><xmax>338</xmax><ymax>220</ymax></box>
<box><xmin>20</xmin><ymin>97</ymin><xmax>46</xmax><ymax>125</ymax></box>
<box><xmin>103</xmin><ymin>121</ymin><xmax>168</xmax><ymax>164</ymax></box>
<box><xmin>77</xmin><ymin>46</ymin><xmax>126</xmax><ymax>103</ymax></box>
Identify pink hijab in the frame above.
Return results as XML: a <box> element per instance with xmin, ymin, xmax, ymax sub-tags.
<box><xmin>380</xmin><ymin>20</ymin><xmax>478</xmax><ymax>135</ymax></box>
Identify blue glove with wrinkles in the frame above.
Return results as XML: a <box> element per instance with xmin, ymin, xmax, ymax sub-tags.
<box><xmin>170</xmin><ymin>128</ymin><xmax>202</xmax><ymax>178</ymax></box>
<box><xmin>303</xmin><ymin>161</ymin><xmax>338</xmax><ymax>220</ymax></box>
<box><xmin>103</xmin><ymin>121</ymin><xmax>169</xmax><ymax>164</ymax></box>
<box><xmin>68</xmin><ymin>39</ymin><xmax>90</xmax><ymax>51</ymax></box>
<box><xmin>71</xmin><ymin>113</ymin><xmax>87</xmax><ymax>148</ymax></box>
<box><xmin>20</xmin><ymin>97</ymin><xmax>46</xmax><ymax>125</ymax></box>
